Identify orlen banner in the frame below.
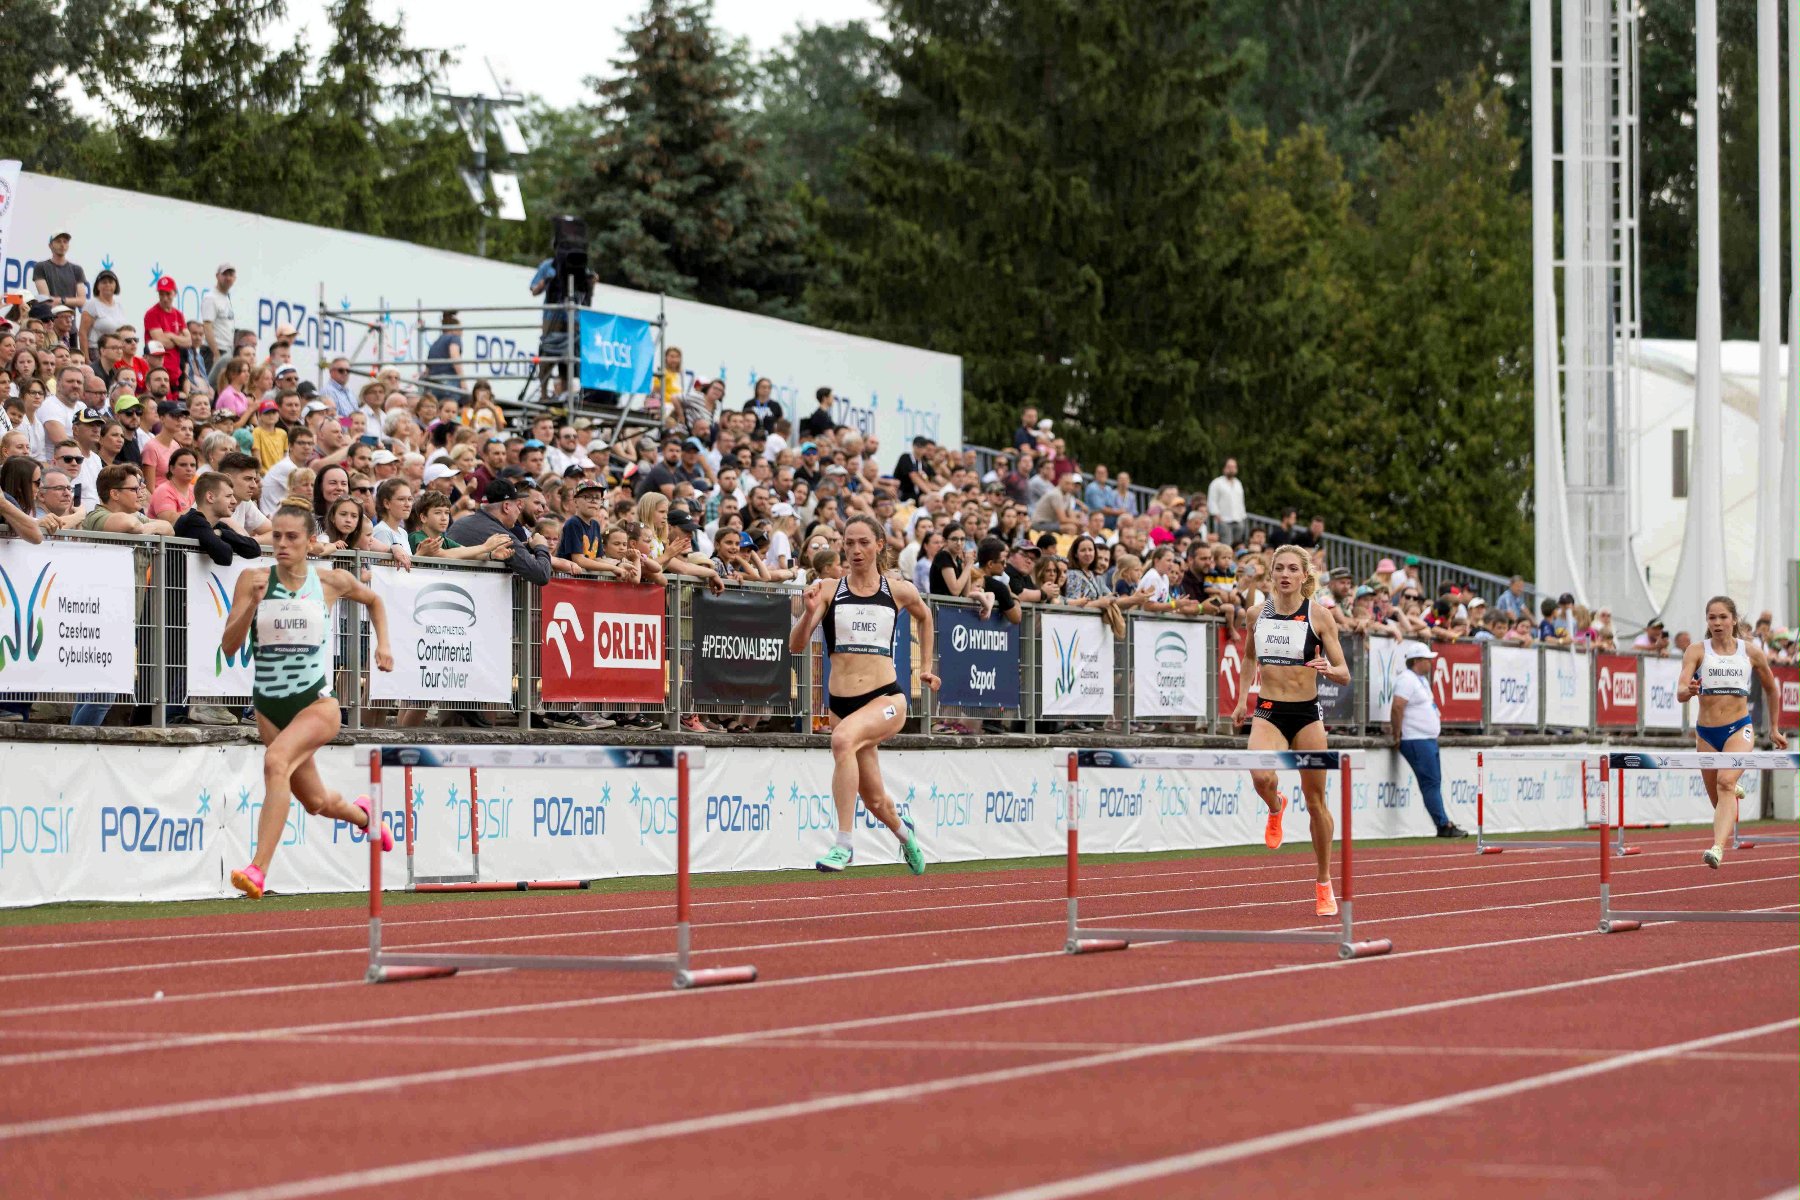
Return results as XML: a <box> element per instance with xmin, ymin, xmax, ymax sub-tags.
<box><xmin>1040</xmin><ymin>610</ymin><xmax>1113</xmax><ymax>717</ymax></box>
<box><xmin>367</xmin><ymin>566</ymin><xmax>512</xmax><ymax>703</ymax></box>
<box><xmin>1486</xmin><ymin>644</ymin><xmax>1539</xmax><ymax>726</ymax></box>
<box><xmin>1217</xmin><ymin>625</ymin><xmax>1255</xmax><ymax>723</ymax></box>
<box><xmin>1131</xmin><ymin>618</ymin><xmax>1209</xmax><ymax>718</ymax></box>
<box><xmin>1431</xmin><ymin>642</ymin><xmax>1484</xmax><ymax>724</ymax></box>
<box><xmin>538</xmin><ymin>580</ymin><xmax>665</xmax><ymax>703</ymax></box>
<box><xmin>1771</xmin><ymin>665</ymin><xmax>1799</xmax><ymax>732</ymax></box>
<box><xmin>1595</xmin><ymin>653</ymin><xmax>1639</xmax><ymax>727</ymax></box>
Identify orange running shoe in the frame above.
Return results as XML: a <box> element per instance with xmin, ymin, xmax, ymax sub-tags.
<box><xmin>1315</xmin><ymin>880</ymin><xmax>1338</xmax><ymax>917</ymax></box>
<box><xmin>1263</xmin><ymin>793</ymin><xmax>1288</xmax><ymax>850</ymax></box>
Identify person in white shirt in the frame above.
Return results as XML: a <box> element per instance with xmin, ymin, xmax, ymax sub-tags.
<box><xmin>199</xmin><ymin>264</ymin><xmax>237</xmax><ymax>361</ymax></box>
<box><xmin>1389</xmin><ymin>641</ymin><xmax>1466</xmax><ymax>837</ymax></box>
<box><xmin>1206</xmin><ymin>457</ymin><xmax>1247</xmax><ymax>546</ymax></box>
<box><xmin>259</xmin><ymin>430</ymin><xmax>315</xmax><ymax>513</ymax></box>
<box><xmin>544</xmin><ymin>425</ymin><xmax>587</xmax><ymax>476</ymax></box>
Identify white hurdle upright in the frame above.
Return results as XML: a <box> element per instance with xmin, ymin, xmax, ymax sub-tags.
<box><xmin>361</xmin><ymin>744</ymin><xmax>757</xmax><ymax>989</ymax></box>
<box><xmin>1597</xmin><ymin>751</ymin><xmax>1800</xmax><ymax>933</ymax></box>
<box><xmin>1475</xmin><ymin>747</ymin><xmax>1635</xmax><ymax>856</ymax></box>
<box><xmin>1063</xmin><ymin>748</ymin><xmax>1392</xmax><ymax>961</ymax></box>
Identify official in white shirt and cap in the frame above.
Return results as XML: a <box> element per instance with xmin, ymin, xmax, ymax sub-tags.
<box><xmin>1390</xmin><ymin>641</ymin><xmax>1468</xmax><ymax>838</ymax></box>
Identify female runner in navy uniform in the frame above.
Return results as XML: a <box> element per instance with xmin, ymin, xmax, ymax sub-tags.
<box><xmin>221</xmin><ymin>506</ymin><xmax>397</xmax><ymax>898</ymax></box>
<box><xmin>1675</xmin><ymin>595</ymin><xmax>1788</xmax><ymax>868</ymax></box>
<box><xmin>789</xmin><ymin>514</ymin><xmax>938</xmax><ymax>873</ymax></box>
<box><xmin>1232</xmin><ymin>544</ymin><xmax>1352</xmax><ymax>915</ymax></box>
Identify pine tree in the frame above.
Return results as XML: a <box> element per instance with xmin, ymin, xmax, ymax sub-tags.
<box><xmin>576</xmin><ymin>0</ymin><xmax>810</xmax><ymax>317</ymax></box>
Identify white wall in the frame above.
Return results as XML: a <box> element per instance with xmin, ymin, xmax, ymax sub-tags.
<box><xmin>2</xmin><ymin>172</ymin><xmax>962</xmax><ymax>456</ymax></box>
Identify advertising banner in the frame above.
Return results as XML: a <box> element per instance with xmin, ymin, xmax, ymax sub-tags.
<box><xmin>539</xmin><ymin>580</ymin><xmax>666</xmax><ymax>703</ymax></box>
<box><xmin>577</xmin><ymin>310</ymin><xmax>657</xmax><ymax>393</ymax></box>
<box><xmin>0</xmin><ymin>160</ymin><xmax>19</xmax><ymax>284</ymax></box>
<box><xmin>1217</xmin><ymin>624</ymin><xmax>1255</xmax><ymax>723</ymax></box>
<box><xmin>1431</xmin><ymin>642</ymin><xmax>1484</xmax><ymax>724</ymax></box>
<box><xmin>367</xmin><ymin>567</ymin><xmax>512</xmax><ymax>703</ymax></box>
<box><xmin>1595</xmin><ymin>653</ymin><xmax>1639</xmax><ymax>727</ymax></box>
<box><xmin>184</xmin><ymin>556</ymin><xmax>259</xmax><ymax>697</ymax></box>
<box><xmin>1367</xmin><ymin>635</ymin><xmax>1404</xmax><ymax>724</ymax></box>
<box><xmin>935</xmin><ymin>606</ymin><xmax>1019</xmax><ymax>710</ymax></box>
<box><xmin>1770</xmin><ymin>665</ymin><xmax>1798</xmax><ymax>732</ymax></box>
<box><xmin>1486</xmin><ymin>644</ymin><xmax>1539</xmax><ymax>726</ymax></box>
<box><xmin>1543</xmin><ymin>649</ymin><xmax>1592</xmax><ymax>729</ymax></box>
<box><xmin>1040</xmin><ymin>611</ymin><xmax>1113</xmax><ymax>717</ymax></box>
<box><xmin>1639</xmin><ymin>655</ymin><xmax>1686</xmax><ymax>730</ymax></box>
<box><xmin>1131</xmin><ymin>619</ymin><xmax>1209</xmax><ymax>718</ymax></box>
<box><xmin>692</xmin><ymin>590</ymin><xmax>790</xmax><ymax>704</ymax></box>
<box><xmin>0</xmin><ymin>540</ymin><xmax>136</xmax><ymax>695</ymax></box>
<box><xmin>1317</xmin><ymin>668</ymin><xmax>1354</xmax><ymax>724</ymax></box>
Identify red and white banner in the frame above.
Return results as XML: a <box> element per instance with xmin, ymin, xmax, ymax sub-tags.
<box><xmin>1595</xmin><ymin>653</ymin><xmax>1639</xmax><ymax>727</ymax></box>
<box><xmin>1216</xmin><ymin>625</ymin><xmax>1256</xmax><ymax>723</ymax></box>
<box><xmin>1773</xmin><ymin>665</ymin><xmax>1799</xmax><ymax>732</ymax></box>
<box><xmin>538</xmin><ymin>581</ymin><xmax>665</xmax><ymax>703</ymax></box>
<box><xmin>1431</xmin><ymin>642</ymin><xmax>1484</xmax><ymax>724</ymax></box>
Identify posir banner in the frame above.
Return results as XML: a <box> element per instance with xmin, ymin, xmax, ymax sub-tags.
<box><xmin>1040</xmin><ymin>610</ymin><xmax>1113</xmax><ymax>717</ymax></box>
<box><xmin>692</xmin><ymin>590</ymin><xmax>790</xmax><ymax>704</ymax></box>
<box><xmin>539</xmin><ymin>580</ymin><xmax>665</xmax><ymax>703</ymax></box>
<box><xmin>1486</xmin><ymin>644</ymin><xmax>1539</xmax><ymax>726</ymax></box>
<box><xmin>0</xmin><ymin>540</ymin><xmax>136</xmax><ymax>694</ymax></box>
<box><xmin>367</xmin><ymin>566</ymin><xmax>512</xmax><ymax>703</ymax></box>
<box><xmin>183</xmin><ymin>555</ymin><xmax>259</xmax><ymax>697</ymax></box>
<box><xmin>933</xmin><ymin>606</ymin><xmax>1018</xmax><ymax>710</ymax></box>
<box><xmin>1595</xmin><ymin>653</ymin><xmax>1639</xmax><ymax>727</ymax></box>
<box><xmin>577</xmin><ymin>310</ymin><xmax>657</xmax><ymax>394</ymax></box>
<box><xmin>1543</xmin><ymin>648</ymin><xmax>1592</xmax><ymax>729</ymax></box>
<box><xmin>1131</xmin><ymin>618</ymin><xmax>1208</xmax><ymax>718</ymax></box>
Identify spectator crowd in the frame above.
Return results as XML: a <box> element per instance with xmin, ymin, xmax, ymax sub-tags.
<box><xmin>3</xmin><ymin>232</ymin><xmax>1795</xmax><ymax>730</ymax></box>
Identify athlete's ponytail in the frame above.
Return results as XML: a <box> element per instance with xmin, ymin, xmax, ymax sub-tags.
<box><xmin>1271</xmin><ymin>545</ymin><xmax>1315</xmax><ymax>599</ymax></box>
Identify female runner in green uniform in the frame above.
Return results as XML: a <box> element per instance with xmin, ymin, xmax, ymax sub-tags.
<box><xmin>221</xmin><ymin>507</ymin><xmax>396</xmax><ymax>898</ymax></box>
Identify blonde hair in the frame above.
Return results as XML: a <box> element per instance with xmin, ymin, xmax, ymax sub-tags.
<box><xmin>1270</xmin><ymin>544</ymin><xmax>1316</xmax><ymax>599</ymax></box>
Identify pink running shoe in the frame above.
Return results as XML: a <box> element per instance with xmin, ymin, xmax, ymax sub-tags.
<box><xmin>355</xmin><ymin>796</ymin><xmax>395</xmax><ymax>851</ymax></box>
<box><xmin>230</xmin><ymin>863</ymin><xmax>266</xmax><ymax>899</ymax></box>
<box><xmin>1264</xmin><ymin>792</ymin><xmax>1288</xmax><ymax>850</ymax></box>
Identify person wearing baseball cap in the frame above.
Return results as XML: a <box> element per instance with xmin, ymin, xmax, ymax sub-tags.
<box><xmin>1390</xmin><ymin>641</ymin><xmax>1466</xmax><ymax>838</ymax></box>
<box><xmin>442</xmin><ymin>477</ymin><xmax>551</xmax><ymax>586</ymax></box>
<box><xmin>33</xmin><ymin>231</ymin><xmax>88</xmax><ymax>311</ymax></box>
<box><xmin>143</xmin><ymin>275</ymin><xmax>190</xmax><ymax>386</ymax></box>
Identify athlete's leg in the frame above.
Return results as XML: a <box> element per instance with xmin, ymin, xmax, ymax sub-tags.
<box><xmin>289</xmin><ymin>755</ymin><xmax>365</xmax><ymax>826</ymax></box>
<box><xmin>1246</xmin><ymin>718</ymin><xmax>1287</xmax><ymax>814</ymax></box>
<box><xmin>250</xmin><ymin>700</ymin><xmax>343</xmax><ymax>874</ymax></box>
<box><xmin>855</xmin><ymin>740</ymin><xmax>905</xmax><ymax>837</ymax></box>
<box><xmin>1290</xmin><ymin>721</ymin><xmax>1335</xmax><ymax>885</ymax></box>
<box><xmin>829</xmin><ymin>699</ymin><xmax>906</xmax><ymax>834</ymax></box>
<box><xmin>1705</xmin><ymin>725</ymin><xmax>1753</xmax><ymax>856</ymax></box>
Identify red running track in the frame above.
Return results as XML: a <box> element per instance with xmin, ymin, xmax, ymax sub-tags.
<box><xmin>0</xmin><ymin>827</ymin><xmax>1794</xmax><ymax>1199</ymax></box>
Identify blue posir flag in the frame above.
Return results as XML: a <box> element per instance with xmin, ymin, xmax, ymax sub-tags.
<box><xmin>577</xmin><ymin>311</ymin><xmax>656</xmax><ymax>393</ymax></box>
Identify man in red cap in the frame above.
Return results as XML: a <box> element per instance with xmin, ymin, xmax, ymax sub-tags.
<box><xmin>142</xmin><ymin>276</ymin><xmax>191</xmax><ymax>387</ymax></box>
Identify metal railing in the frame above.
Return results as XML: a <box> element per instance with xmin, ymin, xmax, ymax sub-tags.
<box><xmin>4</xmin><ymin>529</ymin><xmax>1791</xmax><ymax>739</ymax></box>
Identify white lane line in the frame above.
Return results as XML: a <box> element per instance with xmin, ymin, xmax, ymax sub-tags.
<box><xmin>161</xmin><ymin>959</ymin><xmax>1799</xmax><ymax>1200</ymax></box>
<box><xmin>1</xmin><ymin>936</ymin><xmax>1788</xmax><ymax>1143</ymax></box>
<box><xmin>2</xmin><ymin>844</ymin><xmax>1773</xmax><ymax>984</ymax></box>
<box><xmin>971</xmin><ymin>1018</ymin><xmax>1800</xmax><ymax>1200</ymax></box>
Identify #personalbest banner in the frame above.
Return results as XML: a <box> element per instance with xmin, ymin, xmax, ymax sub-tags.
<box><xmin>0</xmin><ymin>540</ymin><xmax>136</xmax><ymax>694</ymax></box>
<box><xmin>577</xmin><ymin>310</ymin><xmax>657</xmax><ymax>394</ymax></box>
<box><xmin>1040</xmin><ymin>610</ymin><xmax>1113</xmax><ymax>717</ymax></box>
<box><xmin>1131</xmin><ymin>618</ymin><xmax>1208</xmax><ymax>718</ymax></box>
<box><xmin>692</xmin><ymin>590</ymin><xmax>791</xmax><ymax>705</ymax></box>
<box><xmin>1486</xmin><ymin>644</ymin><xmax>1539</xmax><ymax>726</ymax></box>
<box><xmin>367</xmin><ymin>566</ymin><xmax>513</xmax><ymax>703</ymax></box>
<box><xmin>936</xmin><ymin>606</ymin><xmax>1020</xmax><ymax>709</ymax></box>
<box><xmin>184</xmin><ymin>555</ymin><xmax>259</xmax><ymax>697</ymax></box>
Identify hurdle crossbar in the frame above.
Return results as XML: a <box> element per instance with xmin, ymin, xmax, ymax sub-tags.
<box><xmin>1597</xmin><ymin>751</ymin><xmax>1800</xmax><ymax>933</ymax></box>
<box><xmin>1475</xmin><ymin>748</ymin><xmax>1637</xmax><ymax>856</ymax></box>
<box><xmin>362</xmin><ymin>745</ymin><xmax>757</xmax><ymax>989</ymax></box>
<box><xmin>1064</xmin><ymin>749</ymin><xmax>1392</xmax><ymax>960</ymax></box>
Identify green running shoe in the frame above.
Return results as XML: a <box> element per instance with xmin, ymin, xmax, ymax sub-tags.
<box><xmin>899</xmin><ymin>813</ymin><xmax>926</xmax><ymax>876</ymax></box>
<box><xmin>815</xmin><ymin>843</ymin><xmax>854</xmax><ymax>872</ymax></box>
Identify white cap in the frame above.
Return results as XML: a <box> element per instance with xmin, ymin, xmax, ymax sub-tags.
<box><xmin>1036</xmin><ymin>418</ymin><xmax>1053</xmax><ymax>431</ymax></box>
<box><xmin>1402</xmin><ymin>640</ymin><xmax>1436</xmax><ymax>663</ymax></box>
<box><xmin>369</xmin><ymin>448</ymin><xmax>399</xmax><ymax>465</ymax></box>
<box><xmin>770</xmin><ymin>502</ymin><xmax>797</xmax><ymax>518</ymax></box>
<box><xmin>274</xmin><ymin>363</ymin><xmax>299</xmax><ymax>378</ymax></box>
<box><xmin>217</xmin><ymin>262</ymin><xmax>236</xmax><ymax>275</ymax></box>
<box><xmin>423</xmin><ymin>462</ymin><xmax>458</xmax><ymax>484</ymax></box>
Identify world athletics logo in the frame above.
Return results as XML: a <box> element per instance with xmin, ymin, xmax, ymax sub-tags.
<box><xmin>1053</xmin><ymin>627</ymin><xmax>1080</xmax><ymax>699</ymax></box>
<box><xmin>0</xmin><ymin>563</ymin><xmax>54</xmax><ymax>671</ymax></box>
<box><xmin>205</xmin><ymin>572</ymin><xmax>253</xmax><ymax>675</ymax></box>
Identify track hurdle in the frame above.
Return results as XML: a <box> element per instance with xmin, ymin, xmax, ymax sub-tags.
<box><xmin>1597</xmin><ymin>751</ymin><xmax>1800</xmax><ymax>933</ymax></box>
<box><xmin>1733</xmin><ymin>781</ymin><xmax>1799</xmax><ymax>850</ymax></box>
<box><xmin>1063</xmin><ymin>748</ymin><xmax>1392</xmax><ymax>960</ymax></box>
<box><xmin>1475</xmin><ymin>748</ymin><xmax>1637</xmax><ymax>856</ymax></box>
<box><xmin>362</xmin><ymin>745</ymin><xmax>758</xmax><ymax>989</ymax></box>
<box><xmin>405</xmin><ymin>762</ymin><xmax>588</xmax><ymax>892</ymax></box>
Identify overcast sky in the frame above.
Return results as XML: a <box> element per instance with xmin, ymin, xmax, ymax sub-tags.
<box><xmin>276</xmin><ymin>0</ymin><xmax>885</xmax><ymax>110</ymax></box>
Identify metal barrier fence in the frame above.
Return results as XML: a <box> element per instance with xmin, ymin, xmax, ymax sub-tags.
<box><xmin>3</xmin><ymin>530</ymin><xmax>1795</xmax><ymax>737</ymax></box>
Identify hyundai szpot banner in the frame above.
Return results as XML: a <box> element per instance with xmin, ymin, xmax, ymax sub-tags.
<box><xmin>0</xmin><ymin>539</ymin><xmax>136</xmax><ymax>695</ymax></box>
<box><xmin>1431</xmin><ymin>642</ymin><xmax>1484</xmax><ymax>724</ymax></box>
<box><xmin>935</xmin><ymin>606</ymin><xmax>1019</xmax><ymax>710</ymax></box>
<box><xmin>577</xmin><ymin>310</ymin><xmax>656</xmax><ymax>394</ymax></box>
<box><xmin>1040</xmin><ymin>610</ymin><xmax>1113</xmax><ymax>717</ymax></box>
<box><xmin>1595</xmin><ymin>653</ymin><xmax>1639</xmax><ymax>727</ymax></box>
<box><xmin>368</xmin><ymin>567</ymin><xmax>512</xmax><ymax>703</ymax></box>
<box><xmin>1131</xmin><ymin>618</ymin><xmax>1208</xmax><ymax>718</ymax></box>
<box><xmin>692</xmin><ymin>590</ymin><xmax>790</xmax><ymax>704</ymax></box>
<box><xmin>539</xmin><ymin>580</ymin><xmax>665</xmax><ymax>704</ymax></box>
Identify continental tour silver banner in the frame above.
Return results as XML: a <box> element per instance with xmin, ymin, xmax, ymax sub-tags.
<box><xmin>367</xmin><ymin>566</ymin><xmax>513</xmax><ymax>703</ymax></box>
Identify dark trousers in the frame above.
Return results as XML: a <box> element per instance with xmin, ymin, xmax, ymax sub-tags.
<box><xmin>1398</xmin><ymin>738</ymin><xmax>1452</xmax><ymax>830</ymax></box>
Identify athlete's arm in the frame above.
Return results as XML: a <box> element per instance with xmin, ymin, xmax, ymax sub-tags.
<box><xmin>1674</xmin><ymin>642</ymin><xmax>1707</xmax><ymax>703</ymax></box>
<box><xmin>1748</xmin><ymin>642</ymin><xmax>1790</xmax><ymax>750</ymax></box>
<box><xmin>895</xmin><ymin>579</ymin><xmax>938</xmax><ymax>691</ymax></box>
<box><xmin>1309</xmin><ymin>604</ymin><xmax>1351</xmax><ymax>685</ymax></box>
<box><xmin>1235</xmin><ymin>609</ymin><xmax>1260</xmax><ymax>723</ymax></box>
<box><xmin>789</xmin><ymin>580</ymin><xmax>829</xmax><ymax>654</ymax></box>
<box><xmin>220</xmin><ymin>568</ymin><xmax>266</xmax><ymax>659</ymax></box>
<box><xmin>326</xmin><ymin>568</ymin><xmax>394</xmax><ymax>673</ymax></box>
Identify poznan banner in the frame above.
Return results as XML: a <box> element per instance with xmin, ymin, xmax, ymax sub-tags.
<box><xmin>0</xmin><ymin>540</ymin><xmax>135</xmax><ymax>694</ymax></box>
<box><xmin>1486</xmin><ymin>644</ymin><xmax>1539</xmax><ymax>727</ymax></box>
<box><xmin>1131</xmin><ymin>618</ymin><xmax>1209</xmax><ymax>718</ymax></box>
<box><xmin>1040</xmin><ymin>610</ymin><xmax>1113</xmax><ymax>717</ymax></box>
<box><xmin>367</xmin><ymin>567</ymin><xmax>512</xmax><ymax>703</ymax></box>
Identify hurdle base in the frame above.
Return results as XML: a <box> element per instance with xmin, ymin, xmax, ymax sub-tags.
<box><xmin>1478</xmin><ymin>846</ymin><xmax>1507</xmax><ymax>855</ymax></box>
<box><xmin>1074</xmin><ymin>927</ymin><xmax>1346</xmax><ymax>949</ymax></box>
<box><xmin>1735</xmin><ymin>837</ymin><xmax>1800</xmax><ymax>849</ymax></box>
<box><xmin>1599</xmin><ymin>919</ymin><xmax>1641</xmax><ymax>934</ymax></box>
<box><xmin>376</xmin><ymin>951</ymin><xmax>678</xmax><ymax>973</ymax></box>
<box><xmin>674</xmin><ymin>965</ymin><xmax>759</xmax><ymax>989</ymax></box>
<box><xmin>1338</xmin><ymin>939</ymin><xmax>1393</xmax><ymax>959</ymax></box>
<box><xmin>1065</xmin><ymin>938</ymin><xmax>1130</xmax><ymax>955</ymax></box>
<box><xmin>368</xmin><ymin>964</ymin><xmax>460</xmax><ymax>983</ymax></box>
<box><xmin>414</xmin><ymin>880</ymin><xmax>590</xmax><ymax>893</ymax></box>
